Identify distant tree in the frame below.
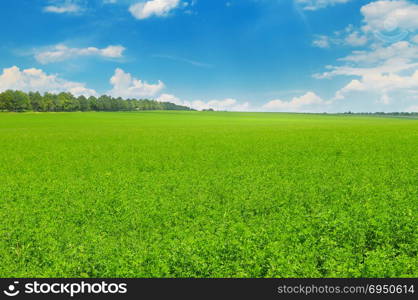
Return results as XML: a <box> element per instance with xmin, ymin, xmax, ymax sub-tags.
<box><xmin>101</xmin><ymin>95</ymin><xmax>112</xmax><ymax>111</ymax></box>
<box><xmin>51</xmin><ymin>93</ymin><xmax>64</xmax><ymax>111</ymax></box>
<box><xmin>88</xmin><ymin>96</ymin><xmax>98</xmax><ymax>111</ymax></box>
<box><xmin>0</xmin><ymin>90</ymin><xmax>193</xmax><ymax>112</ymax></box>
<box><xmin>11</xmin><ymin>90</ymin><xmax>31</xmax><ymax>111</ymax></box>
<box><xmin>60</xmin><ymin>92</ymin><xmax>79</xmax><ymax>111</ymax></box>
<box><xmin>0</xmin><ymin>90</ymin><xmax>14</xmax><ymax>111</ymax></box>
<box><xmin>58</xmin><ymin>92</ymin><xmax>71</xmax><ymax>111</ymax></box>
<box><xmin>43</xmin><ymin>93</ymin><xmax>56</xmax><ymax>111</ymax></box>
<box><xmin>78</xmin><ymin>95</ymin><xmax>90</xmax><ymax>111</ymax></box>
<box><xmin>96</xmin><ymin>96</ymin><xmax>105</xmax><ymax>111</ymax></box>
<box><xmin>29</xmin><ymin>91</ymin><xmax>43</xmax><ymax>111</ymax></box>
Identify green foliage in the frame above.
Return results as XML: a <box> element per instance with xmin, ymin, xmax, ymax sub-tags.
<box><xmin>0</xmin><ymin>90</ymin><xmax>31</xmax><ymax>111</ymax></box>
<box><xmin>0</xmin><ymin>112</ymin><xmax>416</xmax><ymax>278</ymax></box>
<box><xmin>0</xmin><ymin>90</ymin><xmax>13</xmax><ymax>110</ymax></box>
<box><xmin>29</xmin><ymin>92</ymin><xmax>43</xmax><ymax>112</ymax></box>
<box><xmin>11</xmin><ymin>91</ymin><xmax>31</xmax><ymax>111</ymax></box>
<box><xmin>0</xmin><ymin>90</ymin><xmax>192</xmax><ymax>112</ymax></box>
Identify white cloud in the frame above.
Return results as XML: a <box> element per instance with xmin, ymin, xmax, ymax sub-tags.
<box><xmin>152</xmin><ymin>54</ymin><xmax>213</xmax><ymax>68</ymax></box>
<box><xmin>1</xmin><ymin>67</ymin><xmax>332</xmax><ymax>112</ymax></box>
<box><xmin>262</xmin><ymin>92</ymin><xmax>329</xmax><ymax>112</ymax></box>
<box><xmin>309</xmin><ymin>1</ymin><xmax>418</xmax><ymax>110</ymax></box>
<box><xmin>315</xmin><ymin>43</ymin><xmax>418</xmax><ymax>81</ymax></box>
<box><xmin>314</xmin><ymin>39</ymin><xmax>418</xmax><ymax>105</ymax></box>
<box><xmin>107</xmin><ymin>68</ymin><xmax>165</xmax><ymax>98</ymax></box>
<box><xmin>157</xmin><ymin>93</ymin><xmax>250</xmax><ymax>111</ymax></box>
<box><xmin>0</xmin><ymin>66</ymin><xmax>252</xmax><ymax>110</ymax></box>
<box><xmin>312</xmin><ymin>35</ymin><xmax>331</xmax><ymax>48</ymax></box>
<box><xmin>0</xmin><ymin>66</ymin><xmax>97</xmax><ymax>97</ymax></box>
<box><xmin>35</xmin><ymin>45</ymin><xmax>125</xmax><ymax>64</ymax></box>
<box><xmin>406</xmin><ymin>105</ymin><xmax>418</xmax><ymax>112</ymax></box>
<box><xmin>192</xmin><ymin>98</ymin><xmax>250</xmax><ymax>111</ymax></box>
<box><xmin>345</xmin><ymin>31</ymin><xmax>368</xmax><ymax>46</ymax></box>
<box><xmin>43</xmin><ymin>3</ymin><xmax>82</xmax><ymax>14</ymax></box>
<box><xmin>129</xmin><ymin>0</ymin><xmax>181</xmax><ymax>19</ymax></box>
<box><xmin>313</xmin><ymin>25</ymin><xmax>368</xmax><ymax>49</ymax></box>
<box><xmin>157</xmin><ymin>93</ymin><xmax>183</xmax><ymax>105</ymax></box>
<box><xmin>339</xmin><ymin>41</ymin><xmax>418</xmax><ymax>64</ymax></box>
<box><xmin>378</xmin><ymin>93</ymin><xmax>390</xmax><ymax>105</ymax></box>
<box><xmin>361</xmin><ymin>0</ymin><xmax>418</xmax><ymax>33</ymax></box>
<box><xmin>296</xmin><ymin>0</ymin><xmax>351</xmax><ymax>11</ymax></box>
<box><xmin>334</xmin><ymin>69</ymin><xmax>418</xmax><ymax>101</ymax></box>
<box><xmin>0</xmin><ymin>66</ymin><xmax>169</xmax><ymax>100</ymax></box>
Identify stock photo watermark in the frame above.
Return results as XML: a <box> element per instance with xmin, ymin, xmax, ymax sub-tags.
<box><xmin>373</xmin><ymin>17</ymin><xmax>409</xmax><ymax>43</ymax></box>
<box><xmin>2</xmin><ymin>280</ymin><xmax>128</xmax><ymax>297</ymax></box>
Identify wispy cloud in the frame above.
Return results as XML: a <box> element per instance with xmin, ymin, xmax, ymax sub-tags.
<box><xmin>295</xmin><ymin>0</ymin><xmax>352</xmax><ymax>11</ymax></box>
<box><xmin>43</xmin><ymin>1</ymin><xmax>83</xmax><ymax>14</ymax></box>
<box><xmin>35</xmin><ymin>44</ymin><xmax>125</xmax><ymax>64</ymax></box>
<box><xmin>312</xmin><ymin>25</ymin><xmax>368</xmax><ymax>49</ymax></box>
<box><xmin>152</xmin><ymin>54</ymin><xmax>213</xmax><ymax>68</ymax></box>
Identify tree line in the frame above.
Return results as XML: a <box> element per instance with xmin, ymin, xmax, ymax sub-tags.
<box><xmin>342</xmin><ymin>111</ymin><xmax>418</xmax><ymax>116</ymax></box>
<box><xmin>0</xmin><ymin>90</ymin><xmax>193</xmax><ymax>112</ymax></box>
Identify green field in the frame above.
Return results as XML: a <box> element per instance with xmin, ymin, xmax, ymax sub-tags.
<box><xmin>0</xmin><ymin>111</ymin><xmax>417</xmax><ymax>278</ymax></box>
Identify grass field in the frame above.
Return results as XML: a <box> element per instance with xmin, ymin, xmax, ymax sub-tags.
<box><xmin>0</xmin><ymin>111</ymin><xmax>417</xmax><ymax>278</ymax></box>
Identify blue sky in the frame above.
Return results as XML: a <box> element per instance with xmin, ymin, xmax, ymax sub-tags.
<box><xmin>1</xmin><ymin>0</ymin><xmax>418</xmax><ymax>112</ymax></box>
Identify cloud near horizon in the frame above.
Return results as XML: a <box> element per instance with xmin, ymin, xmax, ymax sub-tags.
<box><xmin>157</xmin><ymin>94</ymin><xmax>251</xmax><ymax>111</ymax></box>
<box><xmin>0</xmin><ymin>67</ymin><xmax>165</xmax><ymax>100</ymax></box>
<box><xmin>263</xmin><ymin>92</ymin><xmax>329</xmax><ymax>112</ymax></box>
<box><xmin>0</xmin><ymin>66</ymin><xmax>97</xmax><ymax>97</ymax></box>
<box><xmin>107</xmin><ymin>68</ymin><xmax>165</xmax><ymax>98</ymax></box>
<box><xmin>1</xmin><ymin>65</ymin><xmax>416</xmax><ymax>112</ymax></box>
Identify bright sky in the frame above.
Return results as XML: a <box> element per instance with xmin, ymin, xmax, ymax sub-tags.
<box><xmin>1</xmin><ymin>0</ymin><xmax>418</xmax><ymax>112</ymax></box>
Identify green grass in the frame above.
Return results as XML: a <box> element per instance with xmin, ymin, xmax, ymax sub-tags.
<box><xmin>0</xmin><ymin>111</ymin><xmax>417</xmax><ymax>278</ymax></box>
